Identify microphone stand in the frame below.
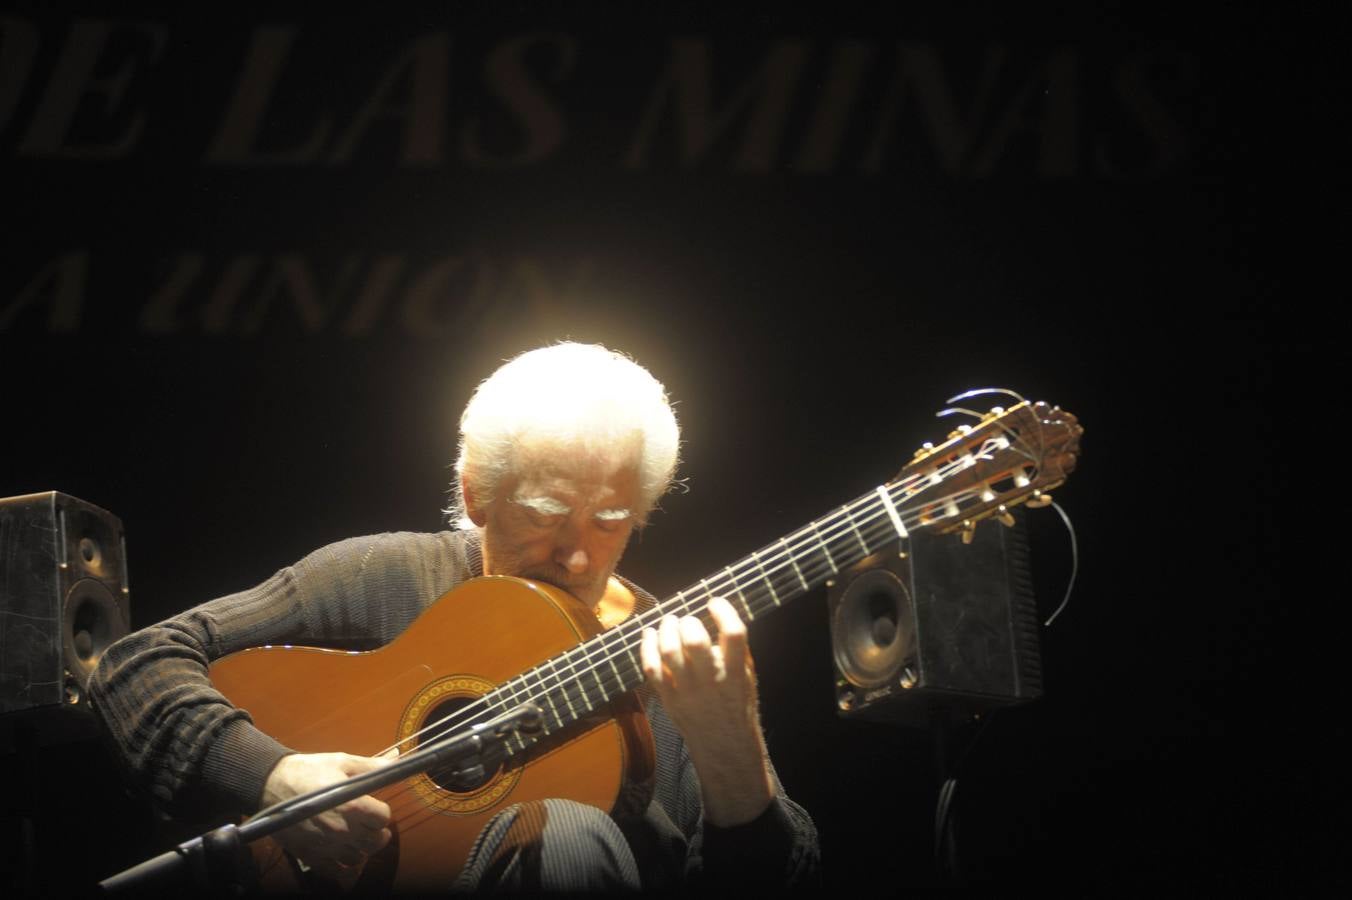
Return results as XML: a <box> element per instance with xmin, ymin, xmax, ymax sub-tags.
<box><xmin>99</xmin><ymin>702</ymin><xmax>543</xmax><ymax>895</ymax></box>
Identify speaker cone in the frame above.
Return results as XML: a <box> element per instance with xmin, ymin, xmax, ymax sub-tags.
<box><xmin>62</xmin><ymin>579</ymin><xmax>123</xmax><ymax>684</ymax></box>
<box><xmin>832</xmin><ymin>567</ymin><xmax>912</xmax><ymax>688</ymax></box>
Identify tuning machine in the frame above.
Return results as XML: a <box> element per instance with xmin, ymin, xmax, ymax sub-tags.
<box><xmin>1025</xmin><ymin>490</ymin><xmax>1053</xmax><ymax>509</ymax></box>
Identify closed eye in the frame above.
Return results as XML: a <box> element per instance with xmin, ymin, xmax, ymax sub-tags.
<box><xmin>526</xmin><ymin>512</ymin><xmax>564</xmax><ymax>528</ymax></box>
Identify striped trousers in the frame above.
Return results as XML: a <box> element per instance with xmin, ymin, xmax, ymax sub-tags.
<box><xmin>453</xmin><ymin>799</ymin><xmax>641</xmax><ymax>892</ymax></box>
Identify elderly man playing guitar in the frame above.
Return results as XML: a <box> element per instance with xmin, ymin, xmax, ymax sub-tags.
<box><xmin>90</xmin><ymin>343</ymin><xmax>819</xmax><ymax>892</ymax></box>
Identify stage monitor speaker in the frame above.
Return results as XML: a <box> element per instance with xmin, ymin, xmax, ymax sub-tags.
<box><xmin>0</xmin><ymin>492</ymin><xmax>130</xmax><ymax>720</ymax></box>
<box><xmin>827</xmin><ymin>512</ymin><xmax>1041</xmax><ymax>726</ymax></box>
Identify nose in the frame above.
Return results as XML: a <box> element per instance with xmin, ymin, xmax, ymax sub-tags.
<box><xmin>554</xmin><ymin>521</ymin><xmax>590</xmax><ymax>574</ymax></box>
<box><xmin>558</xmin><ymin>547</ymin><xmax>589</xmax><ymax>574</ymax></box>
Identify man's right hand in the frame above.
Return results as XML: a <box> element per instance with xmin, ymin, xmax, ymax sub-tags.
<box><xmin>260</xmin><ymin>752</ymin><xmax>394</xmax><ymax>880</ymax></box>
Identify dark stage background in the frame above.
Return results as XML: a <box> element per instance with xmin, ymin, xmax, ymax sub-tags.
<box><xmin>1</xmin><ymin>2</ymin><xmax>1339</xmax><ymax>894</ymax></box>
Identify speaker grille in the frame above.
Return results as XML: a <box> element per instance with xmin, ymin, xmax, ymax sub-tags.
<box><xmin>827</xmin><ymin>512</ymin><xmax>1043</xmax><ymax>725</ymax></box>
<box><xmin>0</xmin><ymin>492</ymin><xmax>129</xmax><ymax>716</ymax></box>
<box><xmin>832</xmin><ymin>567</ymin><xmax>913</xmax><ymax>689</ymax></box>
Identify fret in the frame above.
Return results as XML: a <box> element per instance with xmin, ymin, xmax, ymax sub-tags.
<box><xmin>528</xmin><ymin>698</ymin><xmax>553</xmax><ymax>737</ymax></box>
<box><xmin>875</xmin><ymin>485</ymin><xmax>910</xmax><ymax>540</ymax></box>
<box><xmin>539</xmin><ymin>686</ymin><xmax>564</xmax><ymax>730</ymax></box>
<box><xmin>724</xmin><ymin>565</ymin><xmax>754</xmax><ymax>621</ymax></box>
<box><xmin>752</xmin><ymin>550</ymin><xmax>781</xmax><ymax>607</ymax></box>
<box><xmin>490</xmin><ymin>685</ymin><xmax>530</xmax><ymax>751</ymax></box>
<box><xmin>504</xmin><ymin>682</ymin><xmax>539</xmax><ymax>746</ymax></box>
<box><xmin>810</xmin><ymin>520</ymin><xmax>839</xmax><ymax>574</ymax></box>
<box><xmin>510</xmin><ymin>678</ymin><xmax>532</xmax><ymax>716</ymax></box>
<box><xmin>574</xmin><ymin>667</ymin><xmax>595</xmax><ymax>713</ymax></box>
<box><xmin>625</xmin><ymin>645</ymin><xmax>645</xmax><ymax>690</ymax></box>
<box><xmin>579</xmin><ymin>635</ymin><xmax>604</xmax><ymax>687</ymax></box>
<box><xmin>484</xmin><ymin>685</ymin><xmax>509</xmax><ymax>742</ymax></box>
<box><xmin>557</xmin><ymin>649</ymin><xmax>592</xmax><ymax>715</ymax></box>
<box><xmin>781</xmin><ymin>537</ymin><xmax>809</xmax><ymax>592</ymax></box>
<box><xmin>843</xmin><ymin>504</ymin><xmax>870</xmax><ymax>555</ymax></box>
<box><xmin>489</xmin><ymin>682</ymin><xmax>508</xmax><ymax>714</ymax></box>
<box><xmin>592</xmin><ymin>668</ymin><xmax>607</xmax><ymax>699</ymax></box>
<box><xmin>557</xmin><ymin>677</ymin><xmax>579</xmax><ymax>720</ymax></box>
<box><xmin>694</xmin><ymin>578</ymin><xmax>716</xmax><ymax>616</ymax></box>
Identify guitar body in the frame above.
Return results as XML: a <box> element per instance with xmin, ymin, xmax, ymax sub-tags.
<box><xmin>208</xmin><ymin>575</ymin><xmax>656</xmax><ymax>893</ymax></box>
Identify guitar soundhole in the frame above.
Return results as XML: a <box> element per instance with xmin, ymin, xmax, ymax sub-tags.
<box><xmin>420</xmin><ymin>697</ymin><xmax>501</xmax><ymax>793</ymax></box>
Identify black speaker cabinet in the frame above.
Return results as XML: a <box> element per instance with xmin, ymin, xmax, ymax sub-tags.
<box><xmin>0</xmin><ymin>492</ymin><xmax>130</xmax><ymax>719</ymax></box>
<box><xmin>827</xmin><ymin>512</ymin><xmax>1041</xmax><ymax>726</ymax></box>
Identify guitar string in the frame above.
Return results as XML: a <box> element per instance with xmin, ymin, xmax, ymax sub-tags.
<box><xmin>369</xmin><ymin>493</ymin><xmax>924</xmax><ymax>835</ymax></box>
<box><xmin>371</xmin><ymin>438</ymin><xmax>1004</xmax><ymax>760</ymax></box>
<box><xmin>369</xmin><ymin>427</ymin><xmax>1037</xmax><ymax>811</ymax></box>
<box><xmin>374</xmin><ymin>482</ymin><xmax>1006</xmax><ymax>836</ymax></box>
<box><xmin>413</xmin><ymin>428</ymin><xmax>1035</xmax><ymax>748</ymax></box>
<box><xmin>374</xmin><ymin>490</ymin><xmax>1000</xmax><ymax>843</ymax></box>
<box><xmin>365</xmin><ymin>479</ymin><xmax>952</xmax><ymax>827</ymax></box>
<box><xmin>368</xmin><ymin>437</ymin><xmax>1040</xmax><ymax>836</ymax></box>
<box><xmin>358</xmin><ymin>419</ymin><xmax>1051</xmax><ymax>827</ymax></box>
<box><xmin>370</xmin><ymin>443</ymin><xmax>1039</xmax><ymax>826</ymax></box>
<box><xmin>363</xmin><ymin>410</ymin><xmax>1040</xmax><ymax>769</ymax></box>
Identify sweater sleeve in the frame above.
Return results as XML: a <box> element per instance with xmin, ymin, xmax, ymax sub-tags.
<box><xmin>627</xmin><ymin>578</ymin><xmax>820</xmax><ymax>889</ymax></box>
<box><xmin>685</xmin><ymin>739</ymin><xmax>821</xmax><ymax>887</ymax></box>
<box><xmin>86</xmin><ymin>531</ymin><xmax>472</xmax><ymax>822</ymax></box>
<box><xmin>698</xmin><ymin>789</ymin><xmax>820</xmax><ymax>887</ymax></box>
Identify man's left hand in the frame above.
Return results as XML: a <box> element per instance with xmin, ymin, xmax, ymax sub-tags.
<box><xmin>640</xmin><ymin>595</ymin><xmax>776</xmax><ymax>826</ymax></box>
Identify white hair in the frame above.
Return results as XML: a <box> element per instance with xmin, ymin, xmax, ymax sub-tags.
<box><xmin>449</xmin><ymin>342</ymin><xmax>681</xmax><ymax>528</ymax></box>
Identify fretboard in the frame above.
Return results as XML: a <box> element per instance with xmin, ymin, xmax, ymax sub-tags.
<box><xmin>476</xmin><ymin>459</ymin><xmax>996</xmax><ymax>756</ymax></box>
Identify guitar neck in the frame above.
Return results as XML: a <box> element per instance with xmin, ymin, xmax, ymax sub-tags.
<box><xmin>489</xmin><ymin>476</ymin><xmax>951</xmax><ymax>748</ymax></box>
<box><xmin>654</xmin><ymin>485</ymin><xmax>917</xmax><ymax>625</ymax></box>
<box><xmin>486</xmin><ymin>399</ymin><xmax>1079</xmax><ymax>752</ymax></box>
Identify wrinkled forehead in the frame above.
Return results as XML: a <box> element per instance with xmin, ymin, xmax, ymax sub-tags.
<box><xmin>509</xmin><ymin>433</ymin><xmax>642</xmax><ymax>484</ymax></box>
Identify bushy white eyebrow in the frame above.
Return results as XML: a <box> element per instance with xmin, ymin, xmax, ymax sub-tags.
<box><xmin>511</xmin><ymin>495</ymin><xmax>632</xmax><ymax>522</ymax></box>
<box><xmin>513</xmin><ymin>496</ymin><xmax>571</xmax><ymax>516</ymax></box>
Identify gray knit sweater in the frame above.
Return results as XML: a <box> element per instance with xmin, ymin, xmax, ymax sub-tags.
<box><xmin>88</xmin><ymin>530</ymin><xmax>818</xmax><ymax>889</ymax></box>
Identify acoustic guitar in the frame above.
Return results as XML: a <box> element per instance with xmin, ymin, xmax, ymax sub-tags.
<box><xmin>208</xmin><ymin>394</ymin><xmax>1082</xmax><ymax>891</ymax></box>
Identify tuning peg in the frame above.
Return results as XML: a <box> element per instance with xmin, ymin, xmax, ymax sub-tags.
<box><xmin>1025</xmin><ymin>490</ymin><xmax>1053</xmax><ymax>509</ymax></box>
<box><xmin>912</xmin><ymin>441</ymin><xmax>935</xmax><ymax>460</ymax></box>
<box><xmin>996</xmin><ymin>505</ymin><xmax>1016</xmax><ymax>528</ymax></box>
<box><xmin>960</xmin><ymin>520</ymin><xmax>977</xmax><ymax>544</ymax></box>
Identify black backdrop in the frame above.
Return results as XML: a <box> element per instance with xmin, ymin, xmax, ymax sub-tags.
<box><xmin>1</xmin><ymin>2</ymin><xmax>1339</xmax><ymax>894</ymax></box>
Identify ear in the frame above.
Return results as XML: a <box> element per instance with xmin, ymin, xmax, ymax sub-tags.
<box><xmin>462</xmin><ymin>475</ymin><xmax>488</xmax><ymax>527</ymax></box>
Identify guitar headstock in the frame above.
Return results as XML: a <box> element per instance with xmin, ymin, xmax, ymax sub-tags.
<box><xmin>893</xmin><ymin>394</ymin><xmax>1083</xmax><ymax>541</ymax></box>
